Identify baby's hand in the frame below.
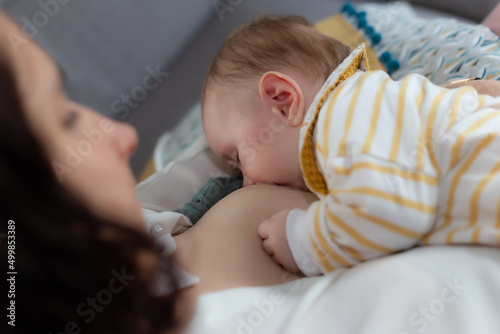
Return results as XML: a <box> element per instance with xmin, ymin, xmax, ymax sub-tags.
<box><xmin>257</xmin><ymin>209</ymin><xmax>300</xmax><ymax>273</ymax></box>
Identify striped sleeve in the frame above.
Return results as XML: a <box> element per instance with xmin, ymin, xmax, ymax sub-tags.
<box><xmin>299</xmin><ymin>71</ymin><xmax>463</xmax><ymax>274</ymax></box>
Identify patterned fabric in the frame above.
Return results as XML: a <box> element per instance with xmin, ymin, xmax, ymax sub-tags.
<box><xmin>347</xmin><ymin>1</ymin><xmax>500</xmax><ymax>84</ymax></box>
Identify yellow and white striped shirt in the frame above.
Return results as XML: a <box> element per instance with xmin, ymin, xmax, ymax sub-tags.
<box><xmin>288</xmin><ymin>45</ymin><xmax>500</xmax><ymax>275</ymax></box>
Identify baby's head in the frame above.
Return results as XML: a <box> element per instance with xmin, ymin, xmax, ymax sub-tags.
<box><xmin>202</xmin><ymin>15</ymin><xmax>350</xmax><ymax>189</ymax></box>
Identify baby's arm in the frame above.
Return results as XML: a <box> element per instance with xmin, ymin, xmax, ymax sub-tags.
<box><xmin>262</xmin><ymin>73</ymin><xmax>455</xmax><ymax>275</ymax></box>
<box><xmin>285</xmin><ymin>178</ymin><xmax>436</xmax><ymax>275</ymax></box>
<box><xmin>440</xmin><ymin>79</ymin><xmax>500</xmax><ymax>97</ymax></box>
<box><xmin>482</xmin><ymin>2</ymin><xmax>500</xmax><ymax>36</ymax></box>
<box><xmin>465</xmin><ymin>80</ymin><xmax>500</xmax><ymax>97</ymax></box>
<box><xmin>258</xmin><ymin>181</ymin><xmax>435</xmax><ymax>277</ymax></box>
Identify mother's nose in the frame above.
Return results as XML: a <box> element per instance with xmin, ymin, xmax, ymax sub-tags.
<box><xmin>110</xmin><ymin>121</ymin><xmax>138</xmax><ymax>159</ymax></box>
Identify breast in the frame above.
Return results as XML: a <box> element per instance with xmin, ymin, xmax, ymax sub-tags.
<box><xmin>173</xmin><ymin>185</ymin><xmax>317</xmax><ymax>295</ymax></box>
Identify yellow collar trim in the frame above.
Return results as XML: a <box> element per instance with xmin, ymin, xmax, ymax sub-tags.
<box><xmin>300</xmin><ymin>45</ymin><xmax>369</xmax><ymax>195</ymax></box>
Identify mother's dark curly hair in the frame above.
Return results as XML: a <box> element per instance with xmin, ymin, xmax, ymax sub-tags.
<box><xmin>0</xmin><ymin>56</ymin><xmax>180</xmax><ymax>333</ymax></box>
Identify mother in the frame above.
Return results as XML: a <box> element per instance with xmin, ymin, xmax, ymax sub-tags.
<box><xmin>2</xmin><ymin>7</ymin><xmax>500</xmax><ymax>334</ymax></box>
<box><xmin>0</xmin><ymin>11</ymin><xmax>185</xmax><ymax>334</ymax></box>
<box><xmin>0</xmin><ymin>10</ymin><xmax>314</xmax><ymax>334</ymax></box>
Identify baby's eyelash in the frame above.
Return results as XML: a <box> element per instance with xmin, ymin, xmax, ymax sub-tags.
<box><xmin>227</xmin><ymin>160</ymin><xmax>240</xmax><ymax>169</ymax></box>
<box><xmin>63</xmin><ymin>110</ymin><xmax>79</xmax><ymax>128</ymax></box>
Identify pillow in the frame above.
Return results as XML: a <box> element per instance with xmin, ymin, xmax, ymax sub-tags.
<box><xmin>138</xmin><ymin>13</ymin><xmax>387</xmax><ymax>182</ymax></box>
<box><xmin>138</xmin><ymin>102</ymin><xmax>207</xmax><ymax>182</ymax></box>
<box><xmin>344</xmin><ymin>1</ymin><xmax>500</xmax><ymax>84</ymax></box>
<box><xmin>136</xmin><ymin>132</ymin><xmax>230</xmax><ymax>213</ymax></box>
<box><xmin>153</xmin><ymin>102</ymin><xmax>206</xmax><ymax>171</ymax></box>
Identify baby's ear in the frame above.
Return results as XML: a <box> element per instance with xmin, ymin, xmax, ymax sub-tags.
<box><xmin>258</xmin><ymin>71</ymin><xmax>305</xmax><ymax>127</ymax></box>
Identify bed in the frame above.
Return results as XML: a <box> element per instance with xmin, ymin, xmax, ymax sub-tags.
<box><xmin>1</xmin><ymin>0</ymin><xmax>498</xmax><ymax>332</ymax></box>
<box><xmin>136</xmin><ymin>2</ymin><xmax>500</xmax><ymax>333</ymax></box>
<box><xmin>185</xmin><ymin>245</ymin><xmax>500</xmax><ymax>334</ymax></box>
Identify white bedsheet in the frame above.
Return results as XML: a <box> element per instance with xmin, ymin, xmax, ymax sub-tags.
<box><xmin>185</xmin><ymin>245</ymin><xmax>500</xmax><ymax>334</ymax></box>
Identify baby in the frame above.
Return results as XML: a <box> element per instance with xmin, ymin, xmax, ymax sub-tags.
<box><xmin>201</xmin><ymin>15</ymin><xmax>500</xmax><ymax>275</ymax></box>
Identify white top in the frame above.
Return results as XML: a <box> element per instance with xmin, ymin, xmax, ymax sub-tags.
<box><xmin>288</xmin><ymin>45</ymin><xmax>500</xmax><ymax>275</ymax></box>
<box><xmin>184</xmin><ymin>245</ymin><xmax>500</xmax><ymax>334</ymax></box>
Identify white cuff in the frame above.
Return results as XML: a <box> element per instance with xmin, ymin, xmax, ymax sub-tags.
<box><xmin>142</xmin><ymin>208</ymin><xmax>199</xmax><ymax>294</ymax></box>
<box><xmin>286</xmin><ymin>209</ymin><xmax>322</xmax><ymax>276</ymax></box>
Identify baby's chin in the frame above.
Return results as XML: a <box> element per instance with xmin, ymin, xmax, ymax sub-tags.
<box><xmin>247</xmin><ymin>182</ymin><xmax>311</xmax><ymax>193</ymax></box>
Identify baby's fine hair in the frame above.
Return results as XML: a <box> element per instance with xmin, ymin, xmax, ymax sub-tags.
<box><xmin>203</xmin><ymin>15</ymin><xmax>351</xmax><ymax>95</ymax></box>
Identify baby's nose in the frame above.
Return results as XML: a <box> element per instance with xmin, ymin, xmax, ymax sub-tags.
<box><xmin>242</xmin><ymin>175</ymin><xmax>255</xmax><ymax>187</ymax></box>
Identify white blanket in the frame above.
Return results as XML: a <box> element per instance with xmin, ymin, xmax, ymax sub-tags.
<box><xmin>185</xmin><ymin>245</ymin><xmax>500</xmax><ymax>334</ymax></box>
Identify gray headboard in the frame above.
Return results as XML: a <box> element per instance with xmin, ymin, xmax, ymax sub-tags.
<box><xmin>2</xmin><ymin>0</ymin><xmax>497</xmax><ymax>176</ymax></box>
<box><xmin>2</xmin><ymin>0</ymin><xmax>214</xmax><ymax>119</ymax></box>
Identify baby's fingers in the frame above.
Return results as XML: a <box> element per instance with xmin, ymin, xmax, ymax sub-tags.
<box><xmin>257</xmin><ymin>219</ymin><xmax>271</xmax><ymax>239</ymax></box>
<box><xmin>262</xmin><ymin>238</ymin><xmax>274</xmax><ymax>256</ymax></box>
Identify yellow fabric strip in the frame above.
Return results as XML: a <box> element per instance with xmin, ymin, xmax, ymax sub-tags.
<box><xmin>313</xmin><ymin>204</ymin><xmax>352</xmax><ymax>270</ymax></box>
<box><xmin>362</xmin><ymin>77</ymin><xmax>391</xmax><ymax>153</ymax></box>
<box><xmin>445</xmin><ymin>158</ymin><xmax>500</xmax><ymax>243</ymax></box>
<box><xmin>316</xmin><ymin>85</ymin><xmax>347</xmax><ymax>159</ymax></box>
<box><xmin>314</xmin><ymin>14</ymin><xmax>384</xmax><ymax>71</ymax></box>
<box><xmin>338</xmin><ymin>72</ymin><xmax>376</xmax><ymax>156</ymax></box>
<box><xmin>449</xmin><ymin>112</ymin><xmax>500</xmax><ymax>169</ymax></box>
<box><xmin>497</xmin><ymin>197</ymin><xmax>500</xmax><ymax>229</ymax></box>
<box><xmin>415</xmin><ymin>78</ymin><xmax>429</xmax><ymax>170</ymax></box>
<box><xmin>300</xmin><ymin>48</ymin><xmax>367</xmax><ymax>196</ymax></box>
<box><xmin>425</xmin><ymin>89</ymin><xmax>448</xmax><ymax>178</ymax></box>
<box><xmin>138</xmin><ymin>157</ymin><xmax>156</xmax><ymax>182</ymax></box>
<box><xmin>310</xmin><ymin>236</ymin><xmax>335</xmax><ymax>273</ymax></box>
<box><xmin>333</xmin><ymin>162</ymin><xmax>438</xmax><ymax>186</ymax></box>
<box><xmin>470</xmin><ymin>161</ymin><xmax>500</xmax><ymax>226</ymax></box>
<box><xmin>422</xmin><ymin>133</ymin><xmax>496</xmax><ymax>244</ymax></box>
<box><xmin>352</xmin><ymin>207</ymin><xmax>423</xmax><ymax>238</ymax></box>
<box><xmin>331</xmin><ymin>187</ymin><xmax>437</xmax><ymax>214</ymax></box>
<box><xmin>477</xmin><ymin>95</ymin><xmax>487</xmax><ymax>110</ymax></box>
<box><xmin>471</xmin><ymin>227</ymin><xmax>481</xmax><ymax>243</ymax></box>
<box><xmin>326</xmin><ymin>209</ymin><xmax>394</xmax><ymax>253</ymax></box>
<box><xmin>448</xmin><ymin>87</ymin><xmax>475</xmax><ymax>129</ymax></box>
<box><xmin>341</xmin><ymin>244</ymin><xmax>366</xmax><ymax>262</ymax></box>
<box><xmin>389</xmin><ymin>76</ymin><xmax>412</xmax><ymax>162</ymax></box>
